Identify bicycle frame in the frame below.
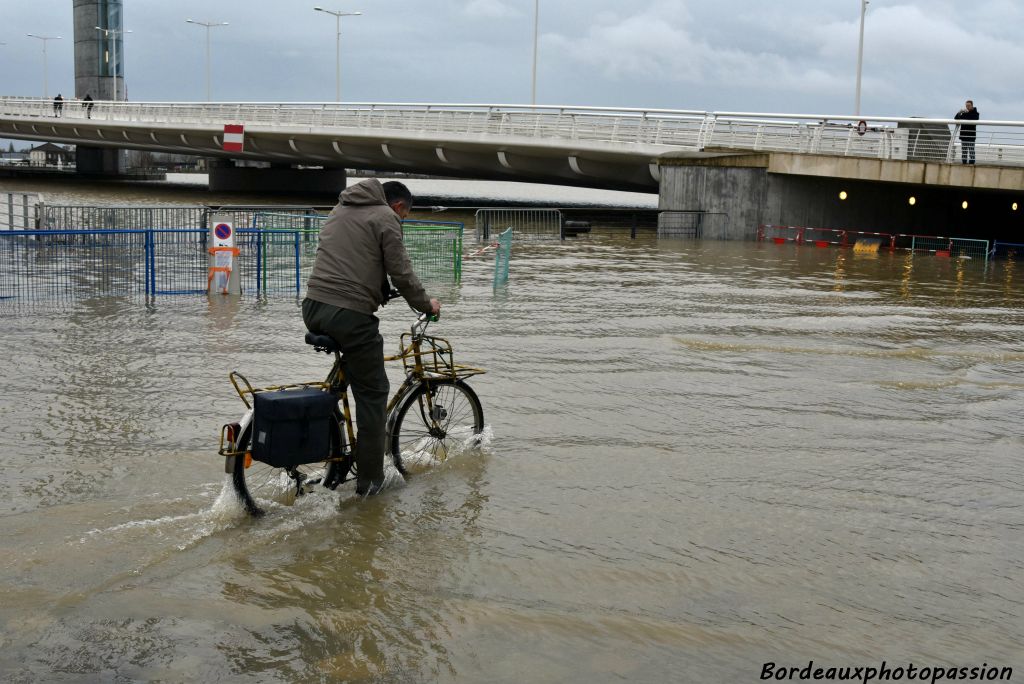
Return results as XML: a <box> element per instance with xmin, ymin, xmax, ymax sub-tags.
<box><xmin>218</xmin><ymin>313</ymin><xmax>486</xmax><ymax>473</ymax></box>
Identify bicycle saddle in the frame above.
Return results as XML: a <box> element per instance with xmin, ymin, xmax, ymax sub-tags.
<box><xmin>305</xmin><ymin>332</ymin><xmax>340</xmax><ymax>353</ymax></box>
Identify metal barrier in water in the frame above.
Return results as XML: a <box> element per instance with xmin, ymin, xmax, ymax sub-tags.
<box><xmin>0</xmin><ymin>228</ymin><xmax>301</xmax><ymax>300</ymax></box>
<box><xmin>39</xmin><ymin>204</ymin><xmax>323</xmax><ymax>232</ymax></box>
<box><xmin>657</xmin><ymin>211</ymin><xmax>703</xmax><ymax>238</ymax></box>
<box><xmin>402</xmin><ymin>221</ymin><xmax>464</xmax><ymax>282</ymax></box>
<box><xmin>252</xmin><ymin>213</ymin><xmax>465</xmax><ymax>284</ymax></box>
<box><xmin>2</xmin><ymin>193</ymin><xmax>39</xmax><ymax>231</ymax></box>
<box><xmin>990</xmin><ymin>241</ymin><xmax>1024</xmax><ymax>259</ymax></box>
<box><xmin>1</xmin><ymin>230</ymin><xmax>149</xmax><ymax>300</ymax></box>
<box><xmin>756</xmin><ymin>224</ymin><xmax>990</xmax><ymax>261</ymax></box>
<box><xmin>0</xmin><ymin>222</ymin><xmax>466</xmax><ymax>301</ymax></box>
<box><xmin>493</xmin><ymin>228</ymin><xmax>512</xmax><ymax>288</ymax></box>
<box><xmin>475</xmin><ymin>208</ymin><xmax>562</xmax><ymax>241</ymax></box>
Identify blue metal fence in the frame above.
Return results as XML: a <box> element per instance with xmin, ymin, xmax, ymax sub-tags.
<box><xmin>1</xmin><ymin>222</ymin><xmax>467</xmax><ymax>301</ymax></box>
<box><xmin>990</xmin><ymin>241</ymin><xmax>1024</xmax><ymax>259</ymax></box>
<box><xmin>0</xmin><ymin>228</ymin><xmax>304</xmax><ymax>300</ymax></box>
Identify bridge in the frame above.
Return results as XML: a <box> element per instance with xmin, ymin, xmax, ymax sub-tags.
<box><xmin>3</xmin><ymin>96</ymin><xmax>1023</xmax><ymax>239</ymax></box>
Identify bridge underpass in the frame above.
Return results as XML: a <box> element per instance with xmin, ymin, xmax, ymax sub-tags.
<box><xmin>2</xmin><ymin>97</ymin><xmax>1023</xmax><ymax>240</ymax></box>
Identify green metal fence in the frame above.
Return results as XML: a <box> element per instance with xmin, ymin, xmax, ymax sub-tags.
<box><xmin>475</xmin><ymin>208</ymin><xmax>562</xmax><ymax>241</ymax></box>
<box><xmin>253</xmin><ymin>213</ymin><xmax>465</xmax><ymax>283</ymax></box>
<box><xmin>402</xmin><ymin>221</ymin><xmax>464</xmax><ymax>282</ymax></box>
<box><xmin>493</xmin><ymin>228</ymin><xmax>512</xmax><ymax>288</ymax></box>
<box><xmin>253</xmin><ymin>212</ymin><xmax>324</xmax><ymax>287</ymax></box>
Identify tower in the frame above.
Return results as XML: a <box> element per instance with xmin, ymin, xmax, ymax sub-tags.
<box><xmin>73</xmin><ymin>0</ymin><xmax>125</xmax><ymax>101</ymax></box>
<box><xmin>72</xmin><ymin>0</ymin><xmax>125</xmax><ymax>173</ymax></box>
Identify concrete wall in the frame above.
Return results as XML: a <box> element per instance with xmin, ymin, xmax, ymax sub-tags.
<box><xmin>659</xmin><ymin>157</ymin><xmax>1024</xmax><ymax>242</ymax></box>
<box><xmin>658</xmin><ymin>165</ymin><xmax>767</xmax><ymax>239</ymax></box>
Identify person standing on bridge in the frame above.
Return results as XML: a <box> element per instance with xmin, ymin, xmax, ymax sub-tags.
<box><xmin>53</xmin><ymin>94</ymin><xmax>64</xmax><ymax>118</ymax></box>
<box><xmin>83</xmin><ymin>94</ymin><xmax>94</xmax><ymax>119</ymax></box>
<box><xmin>954</xmin><ymin>100</ymin><xmax>979</xmax><ymax>165</ymax></box>
<box><xmin>302</xmin><ymin>178</ymin><xmax>440</xmax><ymax>497</ymax></box>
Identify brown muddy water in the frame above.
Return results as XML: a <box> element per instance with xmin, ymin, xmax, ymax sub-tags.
<box><xmin>1</xmin><ymin>217</ymin><xmax>1022</xmax><ymax>681</ymax></box>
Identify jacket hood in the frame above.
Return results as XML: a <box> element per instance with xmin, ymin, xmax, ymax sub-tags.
<box><xmin>339</xmin><ymin>178</ymin><xmax>387</xmax><ymax>206</ymax></box>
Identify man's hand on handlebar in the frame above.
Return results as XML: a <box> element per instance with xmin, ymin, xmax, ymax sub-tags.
<box><xmin>430</xmin><ymin>298</ymin><xmax>441</xmax><ymax>316</ymax></box>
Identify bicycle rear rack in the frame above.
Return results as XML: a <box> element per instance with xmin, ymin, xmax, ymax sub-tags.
<box><xmin>228</xmin><ymin>371</ymin><xmax>329</xmax><ymax>409</ymax></box>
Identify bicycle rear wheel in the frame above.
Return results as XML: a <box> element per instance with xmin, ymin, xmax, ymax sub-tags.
<box><xmin>231</xmin><ymin>412</ymin><xmax>349</xmax><ymax>517</ymax></box>
<box><xmin>387</xmin><ymin>379</ymin><xmax>484</xmax><ymax>471</ymax></box>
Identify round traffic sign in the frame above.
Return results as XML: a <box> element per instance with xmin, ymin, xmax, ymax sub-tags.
<box><xmin>214</xmin><ymin>223</ymin><xmax>232</xmax><ymax>240</ymax></box>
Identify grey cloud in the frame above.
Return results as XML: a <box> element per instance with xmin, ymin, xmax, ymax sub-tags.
<box><xmin>2</xmin><ymin>0</ymin><xmax>1023</xmax><ymax>118</ymax></box>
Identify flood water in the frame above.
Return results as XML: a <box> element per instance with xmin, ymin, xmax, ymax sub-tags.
<box><xmin>1</xmin><ymin>179</ymin><xmax>1023</xmax><ymax>682</ymax></box>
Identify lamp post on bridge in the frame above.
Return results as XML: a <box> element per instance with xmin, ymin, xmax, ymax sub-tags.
<box><xmin>855</xmin><ymin>0</ymin><xmax>868</xmax><ymax>116</ymax></box>
<box><xmin>313</xmin><ymin>7</ymin><xmax>362</xmax><ymax>102</ymax></box>
<box><xmin>26</xmin><ymin>34</ymin><xmax>62</xmax><ymax>99</ymax></box>
<box><xmin>185</xmin><ymin>19</ymin><xmax>229</xmax><ymax>101</ymax></box>
<box><xmin>531</xmin><ymin>0</ymin><xmax>539</xmax><ymax>105</ymax></box>
<box><xmin>95</xmin><ymin>26</ymin><xmax>131</xmax><ymax>101</ymax></box>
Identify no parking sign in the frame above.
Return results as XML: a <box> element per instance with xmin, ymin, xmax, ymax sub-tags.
<box><xmin>208</xmin><ymin>216</ymin><xmax>240</xmax><ymax>295</ymax></box>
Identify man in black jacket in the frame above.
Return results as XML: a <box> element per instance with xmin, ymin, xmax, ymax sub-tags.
<box><xmin>954</xmin><ymin>100</ymin><xmax>979</xmax><ymax>165</ymax></box>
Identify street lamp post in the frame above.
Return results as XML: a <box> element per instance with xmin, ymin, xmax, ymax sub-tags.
<box><xmin>185</xmin><ymin>19</ymin><xmax>229</xmax><ymax>101</ymax></box>
<box><xmin>855</xmin><ymin>0</ymin><xmax>869</xmax><ymax>116</ymax></box>
<box><xmin>313</xmin><ymin>7</ymin><xmax>362</xmax><ymax>102</ymax></box>
<box><xmin>95</xmin><ymin>26</ymin><xmax>131</xmax><ymax>101</ymax></box>
<box><xmin>26</xmin><ymin>34</ymin><xmax>62</xmax><ymax>98</ymax></box>
<box><xmin>531</xmin><ymin>0</ymin><xmax>539</xmax><ymax>105</ymax></box>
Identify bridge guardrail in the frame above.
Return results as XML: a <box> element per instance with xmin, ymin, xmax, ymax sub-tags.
<box><xmin>4</xmin><ymin>97</ymin><xmax>1024</xmax><ymax>167</ymax></box>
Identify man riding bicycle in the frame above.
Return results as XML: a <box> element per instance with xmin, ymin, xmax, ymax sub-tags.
<box><xmin>302</xmin><ymin>179</ymin><xmax>440</xmax><ymax>496</ymax></box>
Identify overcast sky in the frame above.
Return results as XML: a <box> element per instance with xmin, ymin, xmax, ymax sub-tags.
<box><xmin>3</xmin><ymin>0</ymin><xmax>1021</xmax><ymax>119</ymax></box>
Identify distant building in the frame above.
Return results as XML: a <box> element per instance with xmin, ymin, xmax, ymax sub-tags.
<box><xmin>0</xmin><ymin>152</ymin><xmax>30</xmax><ymax>165</ymax></box>
<box><xmin>28</xmin><ymin>143</ymin><xmax>75</xmax><ymax>167</ymax></box>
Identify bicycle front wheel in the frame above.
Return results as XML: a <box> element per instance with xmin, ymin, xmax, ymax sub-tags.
<box><xmin>388</xmin><ymin>379</ymin><xmax>484</xmax><ymax>470</ymax></box>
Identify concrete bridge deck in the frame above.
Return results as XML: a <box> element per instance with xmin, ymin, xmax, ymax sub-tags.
<box><xmin>3</xmin><ymin>97</ymin><xmax>1024</xmax><ymax>193</ymax></box>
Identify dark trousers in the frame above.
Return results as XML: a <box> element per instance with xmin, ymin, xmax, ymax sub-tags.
<box><xmin>302</xmin><ymin>299</ymin><xmax>389</xmax><ymax>484</ymax></box>
<box><xmin>961</xmin><ymin>139</ymin><xmax>976</xmax><ymax>164</ymax></box>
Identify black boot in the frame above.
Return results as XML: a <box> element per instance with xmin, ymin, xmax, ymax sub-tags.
<box><xmin>355</xmin><ymin>477</ymin><xmax>385</xmax><ymax>496</ymax></box>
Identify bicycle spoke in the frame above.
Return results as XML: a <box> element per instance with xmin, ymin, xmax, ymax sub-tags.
<box><xmin>390</xmin><ymin>380</ymin><xmax>484</xmax><ymax>468</ymax></box>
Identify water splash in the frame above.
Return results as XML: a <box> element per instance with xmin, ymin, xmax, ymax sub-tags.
<box><xmin>395</xmin><ymin>425</ymin><xmax>494</xmax><ymax>470</ymax></box>
<box><xmin>81</xmin><ymin>476</ymin><xmax>249</xmax><ymax>551</ymax></box>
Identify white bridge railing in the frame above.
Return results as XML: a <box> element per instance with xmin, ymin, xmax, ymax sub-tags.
<box><xmin>4</xmin><ymin>96</ymin><xmax>1024</xmax><ymax>167</ymax></box>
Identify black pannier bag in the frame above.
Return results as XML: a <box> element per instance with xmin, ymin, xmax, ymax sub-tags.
<box><xmin>251</xmin><ymin>388</ymin><xmax>336</xmax><ymax>468</ymax></box>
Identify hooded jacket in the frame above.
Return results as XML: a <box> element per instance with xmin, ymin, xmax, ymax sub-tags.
<box><xmin>305</xmin><ymin>178</ymin><xmax>432</xmax><ymax>315</ymax></box>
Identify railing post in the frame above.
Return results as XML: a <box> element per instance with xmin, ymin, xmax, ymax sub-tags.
<box><xmin>144</xmin><ymin>229</ymin><xmax>154</xmax><ymax>297</ymax></box>
<box><xmin>294</xmin><ymin>230</ymin><xmax>301</xmax><ymax>295</ymax></box>
<box><xmin>698</xmin><ymin>114</ymin><xmax>718</xmax><ymax>150</ymax></box>
<box><xmin>256</xmin><ymin>229</ymin><xmax>263</xmax><ymax>295</ymax></box>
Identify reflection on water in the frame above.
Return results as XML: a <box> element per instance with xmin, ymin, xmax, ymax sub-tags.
<box><xmin>1</xmin><ymin>236</ymin><xmax>1022</xmax><ymax>682</ymax></box>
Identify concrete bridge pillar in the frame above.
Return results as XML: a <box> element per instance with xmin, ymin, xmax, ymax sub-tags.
<box><xmin>658</xmin><ymin>160</ymin><xmax>768</xmax><ymax>239</ymax></box>
<box><xmin>208</xmin><ymin>161</ymin><xmax>347</xmax><ymax>196</ymax></box>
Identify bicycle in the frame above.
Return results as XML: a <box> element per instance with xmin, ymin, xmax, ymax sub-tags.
<box><xmin>218</xmin><ymin>312</ymin><xmax>486</xmax><ymax>516</ymax></box>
